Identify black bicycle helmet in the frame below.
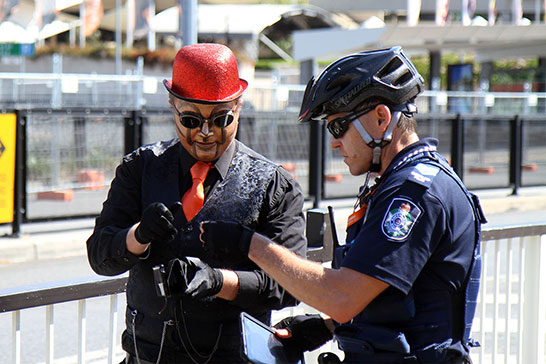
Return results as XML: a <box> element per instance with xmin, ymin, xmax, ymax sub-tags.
<box><xmin>298</xmin><ymin>46</ymin><xmax>425</xmax><ymax>123</ymax></box>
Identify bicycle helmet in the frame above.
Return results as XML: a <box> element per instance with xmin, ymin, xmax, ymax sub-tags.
<box><xmin>298</xmin><ymin>46</ymin><xmax>424</xmax><ymax>123</ymax></box>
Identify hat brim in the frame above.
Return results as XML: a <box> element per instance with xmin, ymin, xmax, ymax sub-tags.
<box><xmin>163</xmin><ymin>79</ymin><xmax>248</xmax><ymax>104</ymax></box>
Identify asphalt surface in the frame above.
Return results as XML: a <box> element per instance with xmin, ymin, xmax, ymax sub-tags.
<box><xmin>1</xmin><ymin>186</ymin><xmax>546</xmax><ymax>265</ymax></box>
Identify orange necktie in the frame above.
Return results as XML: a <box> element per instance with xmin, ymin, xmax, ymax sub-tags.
<box><xmin>182</xmin><ymin>161</ymin><xmax>211</xmax><ymax>221</ymax></box>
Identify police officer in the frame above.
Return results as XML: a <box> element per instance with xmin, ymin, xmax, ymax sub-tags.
<box><xmin>87</xmin><ymin>43</ymin><xmax>307</xmax><ymax>363</ymax></box>
<box><xmin>200</xmin><ymin>46</ymin><xmax>486</xmax><ymax>363</ymax></box>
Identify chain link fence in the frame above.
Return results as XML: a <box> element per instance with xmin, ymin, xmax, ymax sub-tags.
<box><xmin>1</xmin><ymin>73</ymin><xmax>545</xmax><ymax>221</ymax></box>
<box><xmin>24</xmin><ymin>110</ymin><xmax>124</xmax><ymax>219</ymax></box>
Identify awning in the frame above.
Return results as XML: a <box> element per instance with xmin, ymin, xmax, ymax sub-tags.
<box><xmin>98</xmin><ymin>4</ymin><xmax>344</xmax><ymax>36</ymax></box>
<box><xmin>293</xmin><ymin>23</ymin><xmax>546</xmax><ymax>62</ymax></box>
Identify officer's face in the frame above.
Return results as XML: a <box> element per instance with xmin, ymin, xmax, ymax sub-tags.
<box><xmin>328</xmin><ymin>113</ymin><xmax>372</xmax><ymax>176</ymax></box>
<box><xmin>329</xmin><ymin>105</ymin><xmax>393</xmax><ymax>176</ymax></box>
<box><xmin>170</xmin><ymin>98</ymin><xmax>242</xmax><ymax>162</ymax></box>
<box><xmin>328</xmin><ymin>106</ymin><xmax>388</xmax><ymax>176</ymax></box>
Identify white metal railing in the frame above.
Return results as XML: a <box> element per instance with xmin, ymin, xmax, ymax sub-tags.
<box><xmin>472</xmin><ymin>225</ymin><xmax>546</xmax><ymax>364</ymax></box>
<box><xmin>1</xmin><ymin>224</ymin><xmax>545</xmax><ymax>364</ymax></box>
<box><xmin>0</xmin><ymin>276</ymin><xmax>128</xmax><ymax>364</ymax></box>
<box><xmin>1</xmin><ymin>72</ymin><xmax>546</xmax><ymax>114</ymax></box>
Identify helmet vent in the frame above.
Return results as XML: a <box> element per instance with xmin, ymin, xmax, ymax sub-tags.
<box><xmin>377</xmin><ymin>57</ymin><xmax>402</xmax><ymax>78</ymax></box>
<box><xmin>396</xmin><ymin>71</ymin><xmax>412</xmax><ymax>86</ymax></box>
<box><xmin>376</xmin><ymin>57</ymin><xmax>412</xmax><ymax>86</ymax></box>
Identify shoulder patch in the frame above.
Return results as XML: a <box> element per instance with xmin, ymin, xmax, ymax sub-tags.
<box><xmin>408</xmin><ymin>163</ymin><xmax>440</xmax><ymax>187</ymax></box>
<box><xmin>382</xmin><ymin>198</ymin><xmax>422</xmax><ymax>242</ymax></box>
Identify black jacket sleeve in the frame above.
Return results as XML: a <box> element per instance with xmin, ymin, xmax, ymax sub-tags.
<box><xmin>86</xmin><ymin>153</ymin><xmax>145</xmax><ymax>276</ymax></box>
<box><xmin>231</xmin><ymin>166</ymin><xmax>307</xmax><ymax>310</ymax></box>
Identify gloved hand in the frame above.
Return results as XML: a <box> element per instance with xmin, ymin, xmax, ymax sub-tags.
<box><xmin>164</xmin><ymin>257</ymin><xmax>192</xmax><ymax>296</ymax></box>
<box><xmin>134</xmin><ymin>202</ymin><xmax>181</xmax><ymax>244</ymax></box>
<box><xmin>164</xmin><ymin>257</ymin><xmax>223</xmax><ymax>299</ymax></box>
<box><xmin>184</xmin><ymin>257</ymin><xmax>224</xmax><ymax>300</ymax></box>
<box><xmin>200</xmin><ymin>221</ymin><xmax>255</xmax><ymax>261</ymax></box>
<box><xmin>273</xmin><ymin>314</ymin><xmax>333</xmax><ymax>352</ymax></box>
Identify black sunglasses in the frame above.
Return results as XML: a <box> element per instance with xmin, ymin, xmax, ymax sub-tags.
<box><xmin>171</xmin><ymin>104</ymin><xmax>236</xmax><ymax>129</ymax></box>
<box><xmin>326</xmin><ymin>105</ymin><xmax>377</xmax><ymax>139</ymax></box>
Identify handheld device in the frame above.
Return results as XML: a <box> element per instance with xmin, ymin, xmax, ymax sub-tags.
<box><xmin>240</xmin><ymin>312</ymin><xmax>304</xmax><ymax>364</ymax></box>
<box><xmin>152</xmin><ymin>264</ymin><xmax>170</xmax><ymax>297</ymax></box>
<box><xmin>327</xmin><ymin>206</ymin><xmax>340</xmax><ymax>249</ymax></box>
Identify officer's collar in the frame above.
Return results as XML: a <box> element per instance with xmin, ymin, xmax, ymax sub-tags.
<box><xmin>383</xmin><ymin>138</ymin><xmax>438</xmax><ymax>175</ymax></box>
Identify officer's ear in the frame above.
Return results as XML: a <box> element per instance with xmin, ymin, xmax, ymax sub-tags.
<box><xmin>375</xmin><ymin>105</ymin><xmax>392</xmax><ymax>130</ymax></box>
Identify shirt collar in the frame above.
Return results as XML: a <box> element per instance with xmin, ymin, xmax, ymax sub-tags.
<box><xmin>213</xmin><ymin>140</ymin><xmax>236</xmax><ymax>179</ymax></box>
<box><xmin>178</xmin><ymin>139</ymin><xmax>236</xmax><ymax>180</ymax></box>
<box><xmin>385</xmin><ymin>137</ymin><xmax>439</xmax><ymax>175</ymax></box>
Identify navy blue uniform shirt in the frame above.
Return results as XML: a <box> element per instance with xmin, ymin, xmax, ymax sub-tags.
<box><xmin>343</xmin><ymin>138</ymin><xmax>474</xmax><ymax>294</ymax></box>
<box><xmin>340</xmin><ymin>138</ymin><xmax>476</xmax><ymax>361</ymax></box>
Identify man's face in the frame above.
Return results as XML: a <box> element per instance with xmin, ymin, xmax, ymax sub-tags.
<box><xmin>327</xmin><ymin>111</ymin><xmax>376</xmax><ymax>176</ymax></box>
<box><xmin>170</xmin><ymin>98</ymin><xmax>242</xmax><ymax>162</ymax></box>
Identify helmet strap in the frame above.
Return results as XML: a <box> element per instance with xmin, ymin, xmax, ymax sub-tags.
<box><xmin>383</xmin><ymin>111</ymin><xmax>401</xmax><ymax>144</ymax></box>
<box><xmin>351</xmin><ymin>111</ymin><xmax>402</xmax><ymax>173</ymax></box>
<box><xmin>371</xmin><ymin>146</ymin><xmax>382</xmax><ymax>173</ymax></box>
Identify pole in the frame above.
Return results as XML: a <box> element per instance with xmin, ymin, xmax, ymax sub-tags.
<box><xmin>181</xmin><ymin>0</ymin><xmax>198</xmax><ymax>46</ymax></box>
<box><xmin>450</xmin><ymin>114</ymin><xmax>464</xmax><ymax>180</ymax></box>
<box><xmin>12</xmin><ymin>110</ymin><xmax>25</xmax><ymax>237</ymax></box>
<box><xmin>147</xmin><ymin>0</ymin><xmax>156</xmax><ymax>50</ymax></box>
<box><xmin>115</xmin><ymin>0</ymin><xmax>122</xmax><ymax>75</ymax></box>
<box><xmin>79</xmin><ymin>1</ymin><xmax>86</xmax><ymax>48</ymax></box>
<box><xmin>509</xmin><ymin>115</ymin><xmax>522</xmax><ymax>195</ymax></box>
<box><xmin>126</xmin><ymin>0</ymin><xmax>134</xmax><ymax>48</ymax></box>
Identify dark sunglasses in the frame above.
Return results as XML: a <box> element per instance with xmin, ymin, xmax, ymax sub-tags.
<box><xmin>171</xmin><ymin>104</ymin><xmax>236</xmax><ymax>129</ymax></box>
<box><xmin>326</xmin><ymin>105</ymin><xmax>377</xmax><ymax>139</ymax></box>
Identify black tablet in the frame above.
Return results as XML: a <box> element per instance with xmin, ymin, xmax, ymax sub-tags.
<box><xmin>240</xmin><ymin>312</ymin><xmax>304</xmax><ymax>364</ymax></box>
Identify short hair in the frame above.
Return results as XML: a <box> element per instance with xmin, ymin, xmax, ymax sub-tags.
<box><xmin>397</xmin><ymin>113</ymin><xmax>416</xmax><ymax>134</ymax></box>
<box><xmin>355</xmin><ymin>98</ymin><xmax>416</xmax><ymax>134</ymax></box>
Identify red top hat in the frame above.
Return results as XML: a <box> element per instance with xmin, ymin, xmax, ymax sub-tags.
<box><xmin>163</xmin><ymin>43</ymin><xmax>248</xmax><ymax>104</ymax></box>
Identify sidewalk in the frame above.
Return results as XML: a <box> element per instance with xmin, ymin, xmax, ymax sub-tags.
<box><xmin>1</xmin><ymin>186</ymin><xmax>546</xmax><ymax>265</ymax></box>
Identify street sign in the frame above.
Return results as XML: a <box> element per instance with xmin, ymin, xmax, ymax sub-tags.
<box><xmin>0</xmin><ymin>114</ymin><xmax>16</xmax><ymax>224</ymax></box>
<box><xmin>0</xmin><ymin>43</ymin><xmax>35</xmax><ymax>57</ymax></box>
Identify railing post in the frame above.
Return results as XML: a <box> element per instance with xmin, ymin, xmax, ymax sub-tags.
<box><xmin>509</xmin><ymin>115</ymin><xmax>522</xmax><ymax>195</ymax></box>
<box><xmin>12</xmin><ymin>310</ymin><xmax>21</xmax><ymax>364</ymax></box>
<box><xmin>450</xmin><ymin>114</ymin><xmax>464</xmax><ymax>179</ymax></box>
<box><xmin>521</xmin><ymin>235</ymin><xmax>546</xmax><ymax>364</ymax></box>
<box><xmin>309</xmin><ymin>119</ymin><xmax>324</xmax><ymax>208</ymax></box>
<box><xmin>108</xmin><ymin>294</ymin><xmax>119</xmax><ymax>364</ymax></box>
<box><xmin>124</xmin><ymin>110</ymin><xmax>142</xmax><ymax>155</ymax></box>
<box><xmin>12</xmin><ymin>110</ymin><xmax>26</xmax><ymax>237</ymax></box>
<box><xmin>322</xmin><ymin>121</ymin><xmax>328</xmax><ymax>201</ymax></box>
<box><xmin>46</xmin><ymin>305</ymin><xmax>54</xmax><ymax>364</ymax></box>
<box><xmin>77</xmin><ymin>300</ymin><xmax>87</xmax><ymax>364</ymax></box>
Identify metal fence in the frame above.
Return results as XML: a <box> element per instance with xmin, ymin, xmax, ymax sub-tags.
<box><xmin>1</xmin><ymin>222</ymin><xmax>545</xmax><ymax>364</ymax></box>
<box><xmin>1</xmin><ymin>75</ymin><xmax>546</xmax><ymax>232</ymax></box>
<box><xmin>9</xmin><ymin>108</ymin><xmax>545</xmax><ymax>223</ymax></box>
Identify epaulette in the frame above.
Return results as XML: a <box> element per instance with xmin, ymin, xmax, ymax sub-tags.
<box><xmin>407</xmin><ymin>162</ymin><xmax>440</xmax><ymax>188</ymax></box>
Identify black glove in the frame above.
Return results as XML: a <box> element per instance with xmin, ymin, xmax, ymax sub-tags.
<box><xmin>200</xmin><ymin>220</ymin><xmax>254</xmax><ymax>261</ymax></box>
<box><xmin>134</xmin><ymin>202</ymin><xmax>181</xmax><ymax>244</ymax></box>
<box><xmin>184</xmin><ymin>257</ymin><xmax>224</xmax><ymax>300</ymax></box>
<box><xmin>273</xmin><ymin>314</ymin><xmax>333</xmax><ymax>352</ymax></box>
<box><xmin>164</xmin><ymin>258</ymin><xmax>192</xmax><ymax>296</ymax></box>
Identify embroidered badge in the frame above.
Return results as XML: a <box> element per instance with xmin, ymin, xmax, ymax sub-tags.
<box><xmin>382</xmin><ymin>198</ymin><xmax>422</xmax><ymax>241</ymax></box>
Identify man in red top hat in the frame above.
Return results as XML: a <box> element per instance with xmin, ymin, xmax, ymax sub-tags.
<box><xmin>87</xmin><ymin>43</ymin><xmax>307</xmax><ymax>363</ymax></box>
